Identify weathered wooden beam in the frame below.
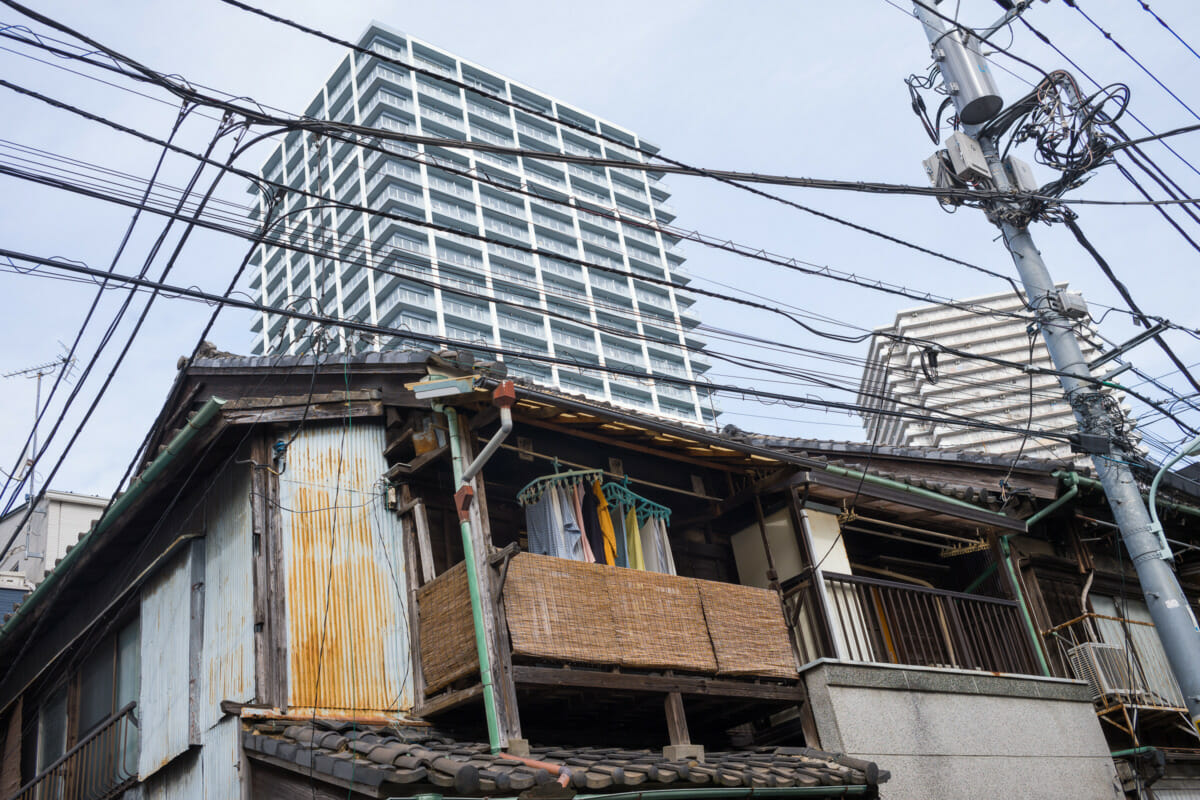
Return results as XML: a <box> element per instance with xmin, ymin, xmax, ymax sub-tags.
<box><xmin>511</xmin><ymin>666</ymin><xmax>804</xmax><ymax>701</ymax></box>
<box><xmin>416</xmin><ymin>683</ymin><xmax>484</xmax><ymax>718</ymax></box>
<box><xmin>223</xmin><ymin>400</ymin><xmax>382</xmax><ymax>426</ymax></box>
<box><xmin>664</xmin><ymin>692</ymin><xmax>690</xmax><ymax>746</ymax></box>
<box><xmin>400</xmin><ymin>512</ymin><xmax>427</xmax><ymax>712</ymax></box>
<box><xmin>513</xmin><ymin>415</ymin><xmax>742</xmax><ymax>473</ymax></box>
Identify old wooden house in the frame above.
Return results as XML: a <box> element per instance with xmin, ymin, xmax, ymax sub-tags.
<box><xmin>0</xmin><ymin>348</ymin><xmax>1196</xmax><ymax>799</ymax></box>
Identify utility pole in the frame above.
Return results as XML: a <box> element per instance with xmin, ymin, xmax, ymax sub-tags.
<box><xmin>910</xmin><ymin>2</ymin><xmax>1200</xmax><ymax>736</ymax></box>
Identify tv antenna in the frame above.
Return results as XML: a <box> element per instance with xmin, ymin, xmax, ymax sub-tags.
<box><xmin>3</xmin><ymin>349</ymin><xmax>77</xmax><ymax>499</ymax></box>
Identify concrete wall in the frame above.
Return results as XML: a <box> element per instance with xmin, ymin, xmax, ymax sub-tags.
<box><xmin>801</xmin><ymin>660</ymin><xmax>1122</xmax><ymax>800</ymax></box>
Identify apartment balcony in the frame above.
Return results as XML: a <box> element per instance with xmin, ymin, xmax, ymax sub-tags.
<box><xmin>785</xmin><ymin>572</ymin><xmax>1042</xmax><ymax>676</ymax></box>
<box><xmin>416</xmin><ymin>554</ymin><xmax>801</xmax><ymax>723</ymax></box>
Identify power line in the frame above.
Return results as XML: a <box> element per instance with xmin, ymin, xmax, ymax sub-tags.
<box><xmin>7</xmin><ymin>129</ymin><xmax>1192</xmax><ymax>435</ymax></box>
<box><xmin>1067</xmin><ymin>1</ymin><xmax>1200</xmax><ymax>122</ymax></box>
<box><xmin>1131</xmin><ymin>0</ymin><xmax>1200</xmax><ymax>65</ymax></box>
<box><xmin>0</xmin><ymin>247</ymin><xmax>1095</xmax><ymax>444</ymax></box>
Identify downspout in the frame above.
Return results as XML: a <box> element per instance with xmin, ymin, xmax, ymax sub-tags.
<box><xmin>1025</xmin><ymin>472</ymin><xmax>1080</xmax><ymax>528</ymax></box>
<box><xmin>434</xmin><ymin>382</ymin><xmax>515</xmax><ymax>755</ymax></box>
<box><xmin>999</xmin><ymin>534</ymin><xmax>1052</xmax><ymax>677</ymax></box>
<box><xmin>0</xmin><ymin>397</ymin><xmax>225</xmax><ymax>648</ymax></box>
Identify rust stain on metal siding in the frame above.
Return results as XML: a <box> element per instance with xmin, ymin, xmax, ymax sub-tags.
<box><xmin>280</xmin><ymin>422</ymin><xmax>411</xmax><ymax>713</ymax></box>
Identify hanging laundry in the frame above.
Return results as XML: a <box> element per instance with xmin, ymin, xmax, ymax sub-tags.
<box><xmin>592</xmin><ymin>480</ymin><xmax>618</xmax><ymax>566</ymax></box>
<box><xmin>609</xmin><ymin>499</ymin><xmax>629</xmax><ymax>568</ymax></box>
<box><xmin>553</xmin><ymin>484</ymin><xmax>587</xmax><ymax>562</ymax></box>
<box><xmin>524</xmin><ymin>487</ymin><xmax>560</xmax><ymax>558</ymax></box>
<box><xmin>581</xmin><ymin>482</ymin><xmax>609</xmax><ymax>566</ymax></box>
<box><xmin>571</xmin><ymin>484</ymin><xmax>596</xmax><ymax>563</ymax></box>
<box><xmin>625</xmin><ymin>505</ymin><xmax>645</xmax><ymax>570</ymax></box>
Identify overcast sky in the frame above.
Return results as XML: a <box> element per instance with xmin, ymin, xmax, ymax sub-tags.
<box><xmin>1</xmin><ymin>0</ymin><xmax>1198</xmax><ymax>501</ymax></box>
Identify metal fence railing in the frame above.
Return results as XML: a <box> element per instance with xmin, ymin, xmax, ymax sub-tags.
<box><xmin>10</xmin><ymin>702</ymin><xmax>138</xmax><ymax>800</ymax></box>
<box><xmin>784</xmin><ymin>571</ymin><xmax>1040</xmax><ymax>675</ymax></box>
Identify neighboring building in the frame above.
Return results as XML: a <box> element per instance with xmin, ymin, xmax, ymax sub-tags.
<box><xmin>857</xmin><ymin>287</ymin><xmax>1122</xmax><ymax>461</ymax></box>
<box><xmin>0</xmin><ymin>489</ymin><xmax>107</xmax><ymax>585</ymax></box>
<box><xmin>247</xmin><ymin>23</ymin><xmax>713</xmax><ymax>426</ymax></box>
<box><xmin>10</xmin><ymin>347</ymin><xmax>1194</xmax><ymax>799</ymax></box>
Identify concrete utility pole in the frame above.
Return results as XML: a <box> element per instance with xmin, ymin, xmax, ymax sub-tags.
<box><xmin>911</xmin><ymin>2</ymin><xmax>1200</xmax><ymax>736</ymax></box>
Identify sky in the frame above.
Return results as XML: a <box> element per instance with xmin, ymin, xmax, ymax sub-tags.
<box><xmin>0</xmin><ymin>0</ymin><xmax>1198</xmax><ymax>502</ymax></box>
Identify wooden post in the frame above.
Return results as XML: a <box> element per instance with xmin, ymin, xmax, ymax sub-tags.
<box><xmin>665</xmin><ymin>692</ymin><xmax>690</xmax><ymax>745</ymax></box>
<box><xmin>662</xmin><ymin>691</ymin><xmax>703</xmax><ymax>761</ymax></box>
<box><xmin>457</xmin><ymin>413</ymin><xmax>523</xmax><ymax>745</ymax></box>
<box><xmin>400</xmin><ymin>512</ymin><xmax>427</xmax><ymax>711</ymax></box>
<box><xmin>188</xmin><ymin>537</ymin><xmax>206</xmax><ymax>746</ymax></box>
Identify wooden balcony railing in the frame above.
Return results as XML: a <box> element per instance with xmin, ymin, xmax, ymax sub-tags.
<box><xmin>9</xmin><ymin>702</ymin><xmax>138</xmax><ymax>800</ymax></box>
<box><xmin>1044</xmin><ymin>613</ymin><xmax>1185</xmax><ymax>714</ymax></box>
<box><xmin>785</xmin><ymin>571</ymin><xmax>1041</xmax><ymax>676</ymax></box>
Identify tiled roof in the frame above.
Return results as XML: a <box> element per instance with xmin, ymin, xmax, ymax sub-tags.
<box><xmin>242</xmin><ymin>719</ymin><xmax>888</xmax><ymax>797</ymax></box>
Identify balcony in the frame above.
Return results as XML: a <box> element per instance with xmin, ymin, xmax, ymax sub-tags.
<box><xmin>13</xmin><ymin>702</ymin><xmax>138</xmax><ymax>800</ymax></box>
<box><xmin>786</xmin><ymin>572</ymin><xmax>1041</xmax><ymax>675</ymax></box>
<box><xmin>417</xmin><ymin>554</ymin><xmax>801</xmax><ymax>716</ymax></box>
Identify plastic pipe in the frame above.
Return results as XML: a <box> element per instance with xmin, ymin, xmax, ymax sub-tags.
<box><xmin>435</xmin><ymin>382</ymin><xmax>516</xmax><ymax>755</ymax></box>
<box><xmin>820</xmin><ymin>462</ymin><xmax>1015</xmax><ymax>519</ymax></box>
<box><xmin>438</xmin><ymin>402</ymin><xmax>501</xmax><ymax>754</ymax></box>
<box><xmin>0</xmin><ymin>397</ymin><xmax>226</xmax><ymax>645</ymax></box>
<box><xmin>461</xmin><ymin>405</ymin><xmax>513</xmax><ymax>484</ymax></box>
<box><xmin>1056</xmin><ymin>470</ymin><xmax>1200</xmax><ymax>520</ymax></box>
<box><xmin>1024</xmin><ymin>475</ymin><xmax>1080</xmax><ymax>528</ymax></box>
<box><xmin>1000</xmin><ymin>534</ymin><xmax>1052</xmax><ymax>677</ymax></box>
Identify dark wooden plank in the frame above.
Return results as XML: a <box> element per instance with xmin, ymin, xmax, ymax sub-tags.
<box><xmin>513</xmin><ymin>414</ymin><xmax>742</xmax><ymax>473</ymax></box>
<box><xmin>248</xmin><ymin>435</ymin><xmax>278</xmax><ymax>707</ymax></box>
<box><xmin>384</xmin><ymin>444</ymin><xmax>449</xmax><ymax>480</ymax></box>
<box><xmin>263</xmin><ymin>444</ymin><xmax>289</xmax><ymax>709</ymax></box>
<box><xmin>512</xmin><ymin>666</ymin><xmax>804</xmax><ymax>701</ymax></box>
<box><xmin>222</xmin><ymin>400</ymin><xmax>382</xmax><ymax>426</ymax></box>
<box><xmin>401</xmin><ymin>512</ymin><xmax>427</xmax><ymax>709</ymax></box>
<box><xmin>188</xmin><ymin>537</ymin><xmax>206</xmax><ymax>746</ymax></box>
<box><xmin>224</xmin><ymin>389</ymin><xmax>380</xmax><ymax>410</ymax></box>
<box><xmin>416</xmin><ymin>683</ymin><xmax>484</xmax><ymax>718</ymax></box>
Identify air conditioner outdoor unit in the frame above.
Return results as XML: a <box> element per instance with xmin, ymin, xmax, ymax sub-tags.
<box><xmin>1068</xmin><ymin>642</ymin><xmax>1136</xmax><ymax>703</ymax></box>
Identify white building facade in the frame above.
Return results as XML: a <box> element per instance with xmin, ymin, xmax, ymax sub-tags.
<box><xmin>248</xmin><ymin>24</ymin><xmax>713</xmax><ymax>425</ymax></box>
<box><xmin>0</xmin><ymin>489</ymin><xmax>107</xmax><ymax>585</ymax></box>
<box><xmin>857</xmin><ymin>289</ymin><xmax>1123</xmax><ymax>462</ymax></box>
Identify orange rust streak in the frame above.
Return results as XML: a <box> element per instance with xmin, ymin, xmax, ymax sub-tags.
<box><xmin>286</xmin><ymin>445</ymin><xmax>398</xmax><ymax>712</ymax></box>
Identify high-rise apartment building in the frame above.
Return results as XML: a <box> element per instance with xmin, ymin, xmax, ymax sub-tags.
<box><xmin>857</xmin><ymin>288</ymin><xmax>1129</xmax><ymax>462</ymax></box>
<box><xmin>247</xmin><ymin>24</ymin><xmax>713</xmax><ymax>425</ymax></box>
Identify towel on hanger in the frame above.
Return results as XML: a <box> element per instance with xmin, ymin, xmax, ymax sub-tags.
<box><xmin>592</xmin><ymin>480</ymin><xmax>618</xmax><ymax>566</ymax></box>
<box><xmin>581</xmin><ymin>481</ymin><xmax>609</xmax><ymax>566</ymax></box>
<box><xmin>625</xmin><ymin>505</ymin><xmax>645</xmax><ymax>570</ymax></box>
<box><xmin>571</xmin><ymin>483</ymin><xmax>596</xmax><ymax>563</ymax></box>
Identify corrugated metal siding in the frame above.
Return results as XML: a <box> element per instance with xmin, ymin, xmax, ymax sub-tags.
<box><xmin>200</xmin><ymin>463</ymin><xmax>255</xmax><ymax>732</ymax></box>
<box><xmin>278</xmin><ymin>420</ymin><xmax>411</xmax><ymax>713</ymax></box>
<box><xmin>138</xmin><ymin>549</ymin><xmax>193</xmax><ymax>780</ymax></box>
<box><xmin>137</xmin><ymin>717</ymin><xmax>242</xmax><ymax>799</ymax></box>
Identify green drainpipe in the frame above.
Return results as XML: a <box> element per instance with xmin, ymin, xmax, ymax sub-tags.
<box><xmin>820</xmin><ymin>462</ymin><xmax>1013</xmax><ymax>518</ymax></box>
<box><xmin>962</xmin><ymin>562</ymin><xmax>998</xmax><ymax>594</ymax></box>
<box><xmin>437</xmin><ymin>404</ymin><xmax>501</xmax><ymax>754</ymax></box>
<box><xmin>0</xmin><ymin>397</ymin><xmax>226</xmax><ymax>648</ymax></box>
<box><xmin>1000</xmin><ymin>534</ymin><xmax>1051</xmax><ymax>677</ymax></box>
<box><xmin>1055</xmin><ymin>470</ymin><xmax>1200</xmax><ymax>520</ymax></box>
<box><xmin>434</xmin><ymin>788</ymin><xmax>874</xmax><ymax>800</ymax></box>
<box><xmin>1024</xmin><ymin>472</ymin><xmax>1080</xmax><ymax>528</ymax></box>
